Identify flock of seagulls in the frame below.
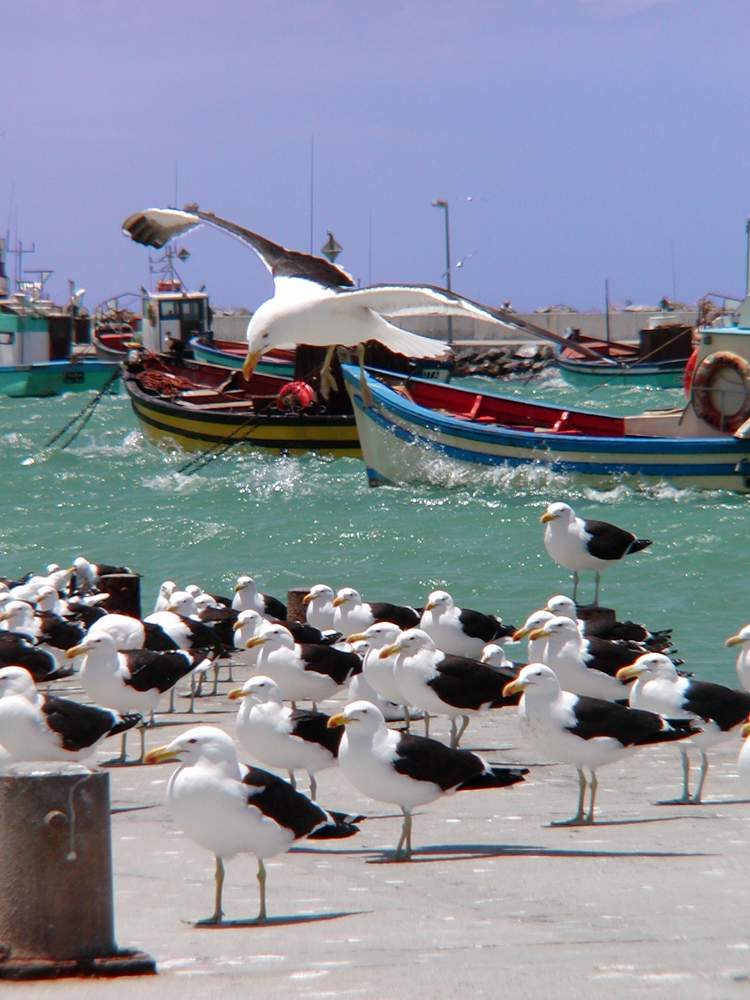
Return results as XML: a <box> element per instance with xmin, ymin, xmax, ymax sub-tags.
<box><xmin>4</xmin><ymin>501</ymin><xmax>750</xmax><ymax>925</ymax></box>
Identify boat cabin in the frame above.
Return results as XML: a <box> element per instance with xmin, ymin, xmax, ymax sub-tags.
<box><xmin>0</xmin><ymin>295</ymin><xmax>88</xmax><ymax>366</ymax></box>
<box><xmin>140</xmin><ymin>281</ymin><xmax>211</xmax><ymax>355</ymax></box>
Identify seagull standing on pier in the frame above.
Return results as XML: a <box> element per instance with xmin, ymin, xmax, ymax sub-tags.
<box><xmin>540</xmin><ymin>502</ymin><xmax>651</xmax><ymax>604</ymax></box>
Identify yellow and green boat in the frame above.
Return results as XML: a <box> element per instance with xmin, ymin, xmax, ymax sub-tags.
<box><xmin>123</xmin><ymin>355</ymin><xmax>360</xmax><ymax>456</ymax></box>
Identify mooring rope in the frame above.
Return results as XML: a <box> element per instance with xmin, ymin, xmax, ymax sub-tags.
<box><xmin>42</xmin><ymin>368</ymin><xmax>121</xmax><ymax>451</ymax></box>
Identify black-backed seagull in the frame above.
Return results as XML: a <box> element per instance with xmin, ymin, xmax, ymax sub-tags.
<box><xmin>332</xmin><ymin>588</ymin><xmax>419</xmax><ymax>635</ymax></box>
<box><xmin>540</xmin><ymin>502</ymin><xmax>651</xmax><ymax>604</ymax></box>
<box><xmin>546</xmin><ymin>594</ymin><xmax>672</xmax><ymax>651</ymax></box>
<box><xmin>512</xmin><ymin>610</ymin><xmax>555</xmax><ymax>664</ymax></box>
<box><xmin>0</xmin><ymin>666</ymin><xmax>141</xmax><ymax>765</ymax></box>
<box><xmin>725</xmin><ymin>626</ymin><xmax>750</xmax><ymax>693</ymax></box>
<box><xmin>419</xmin><ymin>590</ymin><xmax>515</xmax><ymax>659</ymax></box>
<box><xmin>232</xmin><ymin>575</ymin><xmax>287</xmax><ymax>621</ymax></box>
<box><xmin>144</xmin><ymin>725</ymin><xmax>361</xmax><ymax>924</ymax></box>
<box><xmin>244</xmin><ymin>623</ymin><xmax>361</xmax><ymax>706</ymax></box>
<box><xmin>328</xmin><ymin>701</ymin><xmax>526</xmax><ymax>860</ymax></box>
<box><xmin>303</xmin><ymin>584</ymin><xmax>336</xmax><ymax>631</ymax></box>
<box><xmin>66</xmin><ymin>633</ymin><xmax>212</xmax><ymax>761</ymax></box>
<box><xmin>503</xmin><ymin>664</ymin><xmax>698</xmax><ymax>825</ymax></box>
<box><xmin>527</xmin><ymin>615</ymin><xmax>639</xmax><ymax>701</ymax></box>
<box><xmin>228</xmin><ymin>675</ymin><xmax>342</xmax><ymax>799</ymax></box>
<box><xmin>382</xmin><ymin>627</ymin><xmax>520</xmax><ymax>747</ymax></box>
<box><xmin>617</xmin><ymin>653</ymin><xmax>750</xmax><ymax>803</ymax></box>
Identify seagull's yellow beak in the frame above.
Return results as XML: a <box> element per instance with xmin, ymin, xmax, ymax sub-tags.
<box><xmin>327</xmin><ymin>713</ymin><xmax>347</xmax><ymax>729</ymax></box>
<box><xmin>503</xmin><ymin>678</ymin><xmax>524</xmax><ymax>698</ymax></box>
<box><xmin>144</xmin><ymin>745</ymin><xmax>181</xmax><ymax>765</ymax></box>
<box><xmin>302</xmin><ymin>593</ymin><xmax>314</xmax><ymax>605</ymax></box>
<box><xmin>227</xmin><ymin>687</ymin><xmax>247</xmax><ymax>700</ymax></box>
<box><xmin>540</xmin><ymin>511</ymin><xmax>556</xmax><ymax>523</ymax></box>
<box><xmin>346</xmin><ymin>632</ymin><xmax>367</xmax><ymax>643</ymax></box>
<box><xmin>65</xmin><ymin>643</ymin><xmax>89</xmax><ymax>659</ymax></box>
<box><xmin>331</xmin><ymin>596</ymin><xmax>345</xmax><ymax>607</ymax></box>
<box><xmin>741</xmin><ymin>717</ymin><xmax>750</xmax><ymax>739</ymax></box>
<box><xmin>424</xmin><ymin>601</ymin><xmax>435</xmax><ymax>611</ymax></box>
<box><xmin>615</xmin><ymin>665</ymin><xmax>642</xmax><ymax>682</ymax></box>
<box><xmin>242</xmin><ymin>350</ymin><xmax>262</xmax><ymax>380</ymax></box>
<box><xmin>379</xmin><ymin>644</ymin><xmax>401</xmax><ymax>659</ymax></box>
<box><xmin>725</xmin><ymin>634</ymin><xmax>746</xmax><ymax>648</ymax></box>
<box><xmin>527</xmin><ymin>627</ymin><xmax>551</xmax><ymax>641</ymax></box>
<box><xmin>512</xmin><ymin>626</ymin><xmax>529</xmax><ymax>641</ymax></box>
<box><xmin>245</xmin><ymin>636</ymin><xmax>267</xmax><ymax>649</ymax></box>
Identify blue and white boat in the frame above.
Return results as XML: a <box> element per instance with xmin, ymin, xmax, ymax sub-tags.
<box><xmin>341</xmin><ymin>298</ymin><xmax>750</xmax><ymax>492</ymax></box>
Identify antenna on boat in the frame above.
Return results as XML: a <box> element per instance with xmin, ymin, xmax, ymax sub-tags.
<box><xmin>309</xmin><ymin>135</ymin><xmax>315</xmax><ymax>253</ymax></box>
<box><xmin>604</xmin><ymin>278</ymin><xmax>611</xmax><ymax>345</ymax></box>
<box><xmin>745</xmin><ymin>217</ymin><xmax>750</xmax><ymax>298</ymax></box>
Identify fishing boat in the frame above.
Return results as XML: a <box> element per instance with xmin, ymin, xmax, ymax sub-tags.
<box><xmin>556</xmin><ymin>322</ymin><xmax>694</xmax><ymax>388</ymax></box>
<box><xmin>0</xmin><ymin>294</ymin><xmax>119</xmax><ymax>398</ymax></box>
<box><xmin>189</xmin><ymin>334</ymin><xmax>296</xmax><ymax>376</ymax></box>
<box><xmin>189</xmin><ymin>333</ymin><xmax>455</xmax><ymax>382</ymax></box>
<box><xmin>123</xmin><ymin>352</ymin><xmax>359</xmax><ymax>456</ymax></box>
<box><xmin>341</xmin><ymin>288</ymin><xmax>750</xmax><ymax>492</ymax></box>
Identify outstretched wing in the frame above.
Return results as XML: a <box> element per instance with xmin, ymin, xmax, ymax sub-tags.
<box><xmin>122</xmin><ymin>206</ymin><xmax>354</xmax><ymax>290</ymax></box>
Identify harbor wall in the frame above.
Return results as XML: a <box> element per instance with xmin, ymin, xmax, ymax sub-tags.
<box><xmin>212</xmin><ymin>308</ymin><xmax>697</xmax><ymax>346</ymax></box>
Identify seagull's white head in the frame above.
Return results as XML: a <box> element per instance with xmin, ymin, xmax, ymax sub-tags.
<box><xmin>347</xmin><ymin>622</ymin><xmax>401</xmax><ymax>648</ymax></box>
<box><xmin>726</xmin><ymin>625</ymin><xmax>750</xmax><ymax>649</ymax></box>
<box><xmin>502</xmin><ymin>662</ymin><xmax>560</xmax><ymax>698</ymax></box>
<box><xmin>234</xmin><ymin>575</ymin><xmax>257</xmax><ymax>595</ymax></box>
<box><xmin>228</xmin><ymin>675</ymin><xmax>283</xmax><ymax>704</ymax></box>
<box><xmin>66</xmin><ymin>631</ymin><xmax>117</xmax><ymax>659</ymax></box>
<box><xmin>616</xmin><ymin>652</ymin><xmax>677</xmax><ymax>684</ymax></box>
<box><xmin>167</xmin><ymin>591</ymin><xmax>198</xmax><ymax>616</ymax></box>
<box><xmin>245</xmin><ymin>623</ymin><xmax>294</xmax><ymax>652</ymax></box>
<box><xmin>35</xmin><ymin>586</ymin><xmax>59</xmax><ymax>612</ymax></box>
<box><xmin>546</xmin><ymin>595</ymin><xmax>577</xmax><ymax>618</ymax></box>
<box><xmin>0</xmin><ymin>600</ymin><xmax>34</xmax><ymax>625</ymax></box>
<box><xmin>527</xmin><ymin>615</ymin><xmax>579</xmax><ymax>643</ymax></box>
<box><xmin>0</xmin><ymin>666</ymin><xmax>38</xmax><ymax>701</ymax></box>
<box><xmin>540</xmin><ymin>501</ymin><xmax>574</xmax><ymax>525</ymax></box>
<box><xmin>158</xmin><ymin>580</ymin><xmax>177</xmax><ymax>598</ymax></box>
<box><xmin>481</xmin><ymin>642</ymin><xmax>512</xmax><ymax>668</ymax></box>
<box><xmin>303</xmin><ymin>584</ymin><xmax>334</xmax><ymax>607</ymax></box>
<box><xmin>332</xmin><ymin>587</ymin><xmax>362</xmax><ymax>609</ymax></box>
<box><xmin>424</xmin><ymin>590</ymin><xmax>454</xmax><ymax>612</ymax></box>
<box><xmin>327</xmin><ymin>700</ymin><xmax>386</xmax><ymax>735</ymax></box>
<box><xmin>513</xmin><ymin>609</ymin><xmax>554</xmax><ymax>641</ymax></box>
<box><xmin>378</xmin><ymin>627</ymin><xmax>435</xmax><ymax>659</ymax></box>
<box><xmin>144</xmin><ymin>725</ymin><xmax>238</xmax><ymax>766</ymax></box>
<box><xmin>185</xmin><ymin>584</ymin><xmax>203</xmax><ymax>598</ymax></box>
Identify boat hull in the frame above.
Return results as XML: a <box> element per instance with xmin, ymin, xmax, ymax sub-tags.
<box><xmin>189</xmin><ymin>337</ymin><xmax>295</xmax><ymax>377</ymax></box>
<box><xmin>0</xmin><ymin>360</ymin><xmax>120</xmax><ymax>398</ymax></box>
<box><xmin>125</xmin><ymin>378</ymin><xmax>360</xmax><ymax>457</ymax></box>
<box><xmin>342</xmin><ymin>366</ymin><xmax>750</xmax><ymax>492</ymax></box>
<box><xmin>557</xmin><ymin>357</ymin><xmax>685</xmax><ymax>388</ymax></box>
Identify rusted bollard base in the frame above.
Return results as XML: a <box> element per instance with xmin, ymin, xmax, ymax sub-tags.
<box><xmin>575</xmin><ymin>604</ymin><xmax>616</xmax><ymax>628</ymax></box>
<box><xmin>0</xmin><ymin>947</ymin><xmax>156</xmax><ymax>980</ymax></box>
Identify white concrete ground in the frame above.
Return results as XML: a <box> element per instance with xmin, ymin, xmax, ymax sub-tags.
<box><xmin>8</xmin><ymin>655</ymin><xmax>750</xmax><ymax>999</ymax></box>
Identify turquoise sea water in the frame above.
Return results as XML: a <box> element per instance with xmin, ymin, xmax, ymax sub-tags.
<box><xmin>1</xmin><ymin>370</ymin><xmax>747</xmax><ymax>685</ymax></box>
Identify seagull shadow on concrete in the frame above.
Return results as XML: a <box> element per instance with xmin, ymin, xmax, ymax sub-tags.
<box><xmin>110</xmin><ymin>804</ymin><xmax>157</xmax><ymax>815</ymax></box>
<box><xmin>654</xmin><ymin>796</ymin><xmax>750</xmax><ymax>807</ymax></box>
<box><xmin>363</xmin><ymin>842</ymin><xmax>710</xmax><ymax>864</ymax></box>
<box><xmin>188</xmin><ymin>910</ymin><xmax>364</xmax><ymax>929</ymax></box>
<box><xmin>548</xmin><ymin>814</ymin><xmax>691</xmax><ymax>828</ymax></box>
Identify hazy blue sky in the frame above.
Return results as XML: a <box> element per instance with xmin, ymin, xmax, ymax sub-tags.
<box><xmin>3</xmin><ymin>0</ymin><xmax>750</xmax><ymax>313</ymax></box>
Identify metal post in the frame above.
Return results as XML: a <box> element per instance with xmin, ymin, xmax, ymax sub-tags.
<box><xmin>433</xmin><ymin>200</ymin><xmax>453</xmax><ymax>346</ymax></box>
<box><xmin>0</xmin><ymin>764</ymin><xmax>155</xmax><ymax>979</ymax></box>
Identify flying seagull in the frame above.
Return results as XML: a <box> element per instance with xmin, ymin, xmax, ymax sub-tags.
<box><xmin>121</xmin><ymin>205</ymin><xmax>526</xmax><ymax>403</ymax></box>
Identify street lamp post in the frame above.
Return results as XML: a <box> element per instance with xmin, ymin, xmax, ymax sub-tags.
<box><xmin>432</xmin><ymin>199</ymin><xmax>453</xmax><ymax>345</ymax></box>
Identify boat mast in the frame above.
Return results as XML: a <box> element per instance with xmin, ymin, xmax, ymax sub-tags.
<box><xmin>604</xmin><ymin>278</ymin><xmax>611</xmax><ymax>344</ymax></box>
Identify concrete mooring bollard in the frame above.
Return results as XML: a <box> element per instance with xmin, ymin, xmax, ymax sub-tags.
<box><xmin>0</xmin><ymin>764</ymin><xmax>155</xmax><ymax>980</ymax></box>
<box><xmin>287</xmin><ymin>586</ymin><xmax>311</xmax><ymax>624</ymax></box>
<box><xmin>98</xmin><ymin>573</ymin><xmax>142</xmax><ymax>619</ymax></box>
<box><xmin>575</xmin><ymin>604</ymin><xmax>617</xmax><ymax>630</ymax></box>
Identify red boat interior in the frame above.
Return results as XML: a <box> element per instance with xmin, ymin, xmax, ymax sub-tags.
<box><xmin>385</xmin><ymin>374</ymin><xmax>626</xmax><ymax>436</ymax></box>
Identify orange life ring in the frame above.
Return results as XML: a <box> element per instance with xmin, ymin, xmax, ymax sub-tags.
<box><xmin>691</xmin><ymin>350</ymin><xmax>750</xmax><ymax>431</ymax></box>
<box><xmin>275</xmin><ymin>381</ymin><xmax>316</xmax><ymax>411</ymax></box>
